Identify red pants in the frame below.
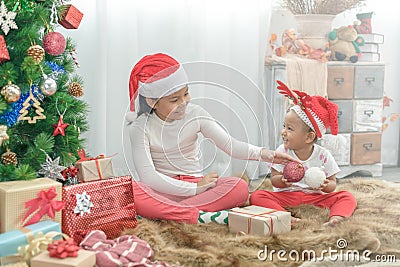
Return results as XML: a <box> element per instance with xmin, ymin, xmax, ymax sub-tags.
<box><xmin>249</xmin><ymin>190</ymin><xmax>357</xmax><ymax>218</ymax></box>
<box><xmin>132</xmin><ymin>176</ymin><xmax>248</xmax><ymax>224</ymax></box>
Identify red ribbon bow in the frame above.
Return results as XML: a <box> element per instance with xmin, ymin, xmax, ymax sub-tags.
<box><xmin>23</xmin><ymin>187</ymin><xmax>65</xmax><ymax>226</ymax></box>
<box><xmin>61</xmin><ymin>166</ymin><xmax>79</xmax><ymax>179</ymax></box>
<box><xmin>77</xmin><ymin>149</ymin><xmax>105</xmax><ymax>162</ymax></box>
<box><xmin>48</xmin><ymin>238</ymin><xmax>80</xmax><ymax>258</ymax></box>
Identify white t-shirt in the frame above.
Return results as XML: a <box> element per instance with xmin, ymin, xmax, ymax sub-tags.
<box><xmin>272</xmin><ymin>143</ymin><xmax>340</xmax><ymax>193</ymax></box>
<box><xmin>128</xmin><ymin>103</ymin><xmax>263</xmax><ymax>196</ymax></box>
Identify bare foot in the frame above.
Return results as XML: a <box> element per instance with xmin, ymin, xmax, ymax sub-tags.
<box><xmin>291</xmin><ymin>216</ymin><xmax>301</xmax><ymax>226</ymax></box>
<box><xmin>323</xmin><ymin>215</ymin><xmax>345</xmax><ymax>227</ymax></box>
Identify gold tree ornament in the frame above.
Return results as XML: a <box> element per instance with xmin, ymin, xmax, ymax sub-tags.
<box><xmin>68</xmin><ymin>82</ymin><xmax>83</xmax><ymax>97</ymax></box>
<box><xmin>2</xmin><ymin>149</ymin><xmax>17</xmax><ymax>166</ymax></box>
<box><xmin>0</xmin><ymin>125</ymin><xmax>9</xmax><ymax>146</ymax></box>
<box><xmin>27</xmin><ymin>44</ymin><xmax>45</xmax><ymax>63</ymax></box>
<box><xmin>1</xmin><ymin>81</ymin><xmax>21</xmax><ymax>102</ymax></box>
<box><xmin>18</xmin><ymin>90</ymin><xmax>46</xmax><ymax>124</ymax></box>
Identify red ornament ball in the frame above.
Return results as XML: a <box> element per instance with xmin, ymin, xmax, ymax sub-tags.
<box><xmin>283</xmin><ymin>162</ymin><xmax>305</xmax><ymax>182</ymax></box>
<box><xmin>43</xmin><ymin>32</ymin><xmax>66</xmax><ymax>56</ymax></box>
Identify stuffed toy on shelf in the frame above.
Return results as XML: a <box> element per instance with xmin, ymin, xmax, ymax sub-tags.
<box><xmin>328</xmin><ymin>25</ymin><xmax>365</xmax><ymax>63</ymax></box>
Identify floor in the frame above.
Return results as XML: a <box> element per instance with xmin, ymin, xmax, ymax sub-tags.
<box><xmin>340</xmin><ymin>166</ymin><xmax>400</xmax><ymax>190</ymax></box>
<box><xmin>342</xmin><ymin>166</ymin><xmax>400</xmax><ymax>182</ymax></box>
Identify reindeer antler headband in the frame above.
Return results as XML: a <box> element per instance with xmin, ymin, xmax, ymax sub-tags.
<box><xmin>276</xmin><ymin>80</ymin><xmax>322</xmax><ymax>137</ymax></box>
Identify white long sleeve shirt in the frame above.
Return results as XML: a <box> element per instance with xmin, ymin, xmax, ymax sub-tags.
<box><xmin>128</xmin><ymin>103</ymin><xmax>263</xmax><ymax>196</ymax></box>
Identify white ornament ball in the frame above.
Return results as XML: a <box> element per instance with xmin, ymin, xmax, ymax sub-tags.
<box><xmin>40</xmin><ymin>74</ymin><xmax>57</xmax><ymax>96</ymax></box>
<box><xmin>304</xmin><ymin>167</ymin><xmax>326</xmax><ymax>188</ymax></box>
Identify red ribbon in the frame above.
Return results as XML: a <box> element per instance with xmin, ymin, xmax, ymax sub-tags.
<box><xmin>61</xmin><ymin>166</ymin><xmax>79</xmax><ymax>179</ymax></box>
<box><xmin>22</xmin><ymin>187</ymin><xmax>65</xmax><ymax>227</ymax></box>
<box><xmin>48</xmin><ymin>238</ymin><xmax>80</xmax><ymax>258</ymax></box>
<box><xmin>76</xmin><ymin>149</ymin><xmax>116</xmax><ymax>180</ymax></box>
<box><xmin>77</xmin><ymin>149</ymin><xmax>105</xmax><ymax>162</ymax></box>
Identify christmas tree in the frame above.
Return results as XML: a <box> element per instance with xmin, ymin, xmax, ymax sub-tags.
<box><xmin>0</xmin><ymin>0</ymin><xmax>88</xmax><ymax>182</ymax></box>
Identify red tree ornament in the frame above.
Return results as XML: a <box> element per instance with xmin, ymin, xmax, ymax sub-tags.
<box><xmin>43</xmin><ymin>32</ymin><xmax>66</xmax><ymax>56</ymax></box>
<box><xmin>52</xmin><ymin>115</ymin><xmax>70</xmax><ymax>136</ymax></box>
<box><xmin>283</xmin><ymin>162</ymin><xmax>305</xmax><ymax>182</ymax></box>
<box><xmin>0</xmin><ymin>35</ymin><xmax>10</xmax><ymax>63</ymax></box>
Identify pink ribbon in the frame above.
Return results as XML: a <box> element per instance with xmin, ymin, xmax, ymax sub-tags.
<box><xmin>23</xmin><ymin>187</ymin><xmax>65</xmax><ymax>226</ymax></box>
<box><xmin>48</xmin><ymin>238</ymin><xmax>80</xmax><ymax>258</ymax></box>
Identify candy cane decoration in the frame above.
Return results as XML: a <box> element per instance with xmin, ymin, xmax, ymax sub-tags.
<box><xmin>69</xmin><ymin>48</ymin><xmax>80</xmax><ymax>68</ymax></box>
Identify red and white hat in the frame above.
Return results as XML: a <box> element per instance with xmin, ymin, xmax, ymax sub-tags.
<box><xmin>277</xmin><ymin>80</ymin><xmax>338</xmax><ymax>138</ymax></box>
<box><xmin>128</xmin><ymin>53</ymin><xmax>188</xmax><ymax>112</ymax></box>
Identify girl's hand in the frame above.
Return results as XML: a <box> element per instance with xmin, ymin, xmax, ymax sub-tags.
<box><xmin>196</xmin><ymin>171</ymin><xmax>218</xmax><ymax>194</ymax></box>
<box><xmin>260</xmin><ymin>148</ymin><xmax>299</xmax><ymax>165</ymax></box>
<box><xmin>203</xmin><ymin>171</ymin><xmax>219</xmax><ymax>181</ymax></box>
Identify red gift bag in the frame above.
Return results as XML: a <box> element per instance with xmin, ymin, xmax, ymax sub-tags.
<box><xmin>62</xmin><ymin>176</ymin><xmax>137</xmax><ymax>239</ymax></box>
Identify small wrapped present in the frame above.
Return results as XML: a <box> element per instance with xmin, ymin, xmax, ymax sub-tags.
<box><xmin>228</xmin><ymin>205</ymin><xmax>291</xmax><ymax>236</ymax></box>
<box><xmin>0</xmin><ymin>178</ymin><xmax>63</xmax><ymax>233</ymax></box>
<box><xmin>31</xmin><ymin>250</ymin><xmax>96</xmax><ymax>267</ymax></box>
<box><xmin>0</xmin><ymin>220</ymin><xmax>61</xmax><ymax>258</ymax></box>
<box><xmin>0</xmin><ymin>35</ymin><xmax>10</xmax><ymax>63</ymax></box>
<box><xmin>75</xmin><ymin>149</ymin><xmax>114</xmax><ymax>182</ymax></box>
<box><xmin>58</xmin><ymin>5</ymin><xmax>84</xmax><ymax>29</ymax></box>
<box><xmin>62</xmin><ymin>176</ymin><xmax>137</xmax><ymax>239</ymax></box>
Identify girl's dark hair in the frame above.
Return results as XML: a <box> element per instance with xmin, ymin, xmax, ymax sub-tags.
<box><xmin>137</xmin><ymin>95</ymin><xmax>155</xmax><ymax>117</ymax></box>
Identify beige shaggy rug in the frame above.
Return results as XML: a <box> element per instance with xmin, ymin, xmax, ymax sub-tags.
<box><xmin>123</xmin><ymin>178</ymin><xmax>400</xmax><ymax>267</ymax></box>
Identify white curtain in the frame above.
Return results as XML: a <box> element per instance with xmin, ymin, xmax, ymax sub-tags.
<box><xmin>63</xmin><ymin>0</ymin><xmax>273</xmax><ymax>178</ymax></box>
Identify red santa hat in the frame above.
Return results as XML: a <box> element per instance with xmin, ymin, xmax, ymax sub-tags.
<box><xmin>277</xmin><ymin>80</ymin><xmax>338</xmax><ymax>138</ymax></box>
<box><xmin>128</xmin><ymin>53</ymin><xmax>188</xmax><ymax>112</ymax></box>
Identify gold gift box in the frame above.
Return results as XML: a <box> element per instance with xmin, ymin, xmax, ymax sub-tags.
<box><xmin>0</xmin><ymin>178</ymin><xmax>62</xmax><ymax>233</ymax></box>
<box><xmin>75</xmin><ymin>158</ymin><xmax>114</xmax><ymax>182</ymax></box>
<box><xmin>228</xmin><ymin>205</ymin><xmax>291</xmax><ymax>236</ymax></box>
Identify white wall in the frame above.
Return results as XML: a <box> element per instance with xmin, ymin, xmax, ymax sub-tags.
<box><xmin>60</xmin><ymin>0</ymin><xmax>272</xmax><ymax>177</ymax></box>
<box><xmin>62</xmin><ymin>0</ymin><xmax>399</xmax><ymax>171</ymax></box>
<box><xmin>269</xmin><ymin>0</ymin><xmax>400</xmax><ymax>166</ymax></box>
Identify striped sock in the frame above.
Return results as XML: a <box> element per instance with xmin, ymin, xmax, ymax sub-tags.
<box><xmin>198</xmin><ymin>210</ymin><xmax>229</xmax><ymax>224</ymax></box>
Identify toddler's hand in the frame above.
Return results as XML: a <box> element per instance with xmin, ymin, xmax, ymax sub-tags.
<box><xmin>281</xmin><ymin>176</ymin><xmax>293</xmax><ymax>187</ymax></box>
<box><xmin>311</xmin><ymin>179</ymin><xmax>329</xmax><ymax>190</ymax></box>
